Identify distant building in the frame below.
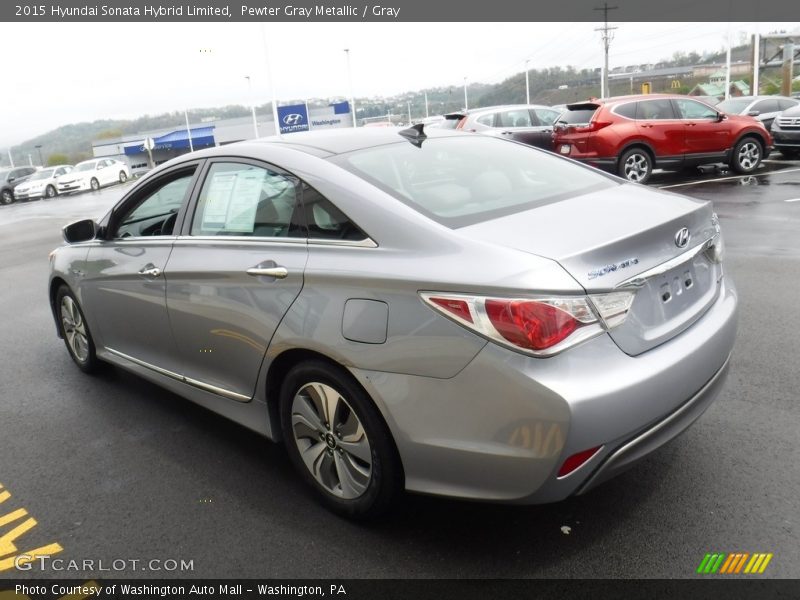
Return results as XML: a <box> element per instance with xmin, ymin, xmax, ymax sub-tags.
<box><xmin>688</xmin><ymin>80</ymin><xmax>750</xmax><ymax>100</ymax></box>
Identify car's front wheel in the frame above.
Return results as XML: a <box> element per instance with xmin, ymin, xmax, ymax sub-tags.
<box><xmin>119</xmin><ymin>171</ymin><xmax>128</xmax><ymax>183</ymax></box>
<box><xmin>56</xmin><ymin>285</ymin><xmax>101</xmax><ymax>374</ymax></box>
<box><xmin>90</xmin><ymin>178</ymin><xmax>100</xmax><ymax>191</ymax></box>
<box><xmin>279</xmin><ymin>360</ymin><xmax>403</xmax><ymax>519</ymax></box>
<box><xmin>618</xmin><ymin>148</ymin><xmax>653</xmax><ymax>184</ymax></box>
<box><xmin>45</xmin><ymin>185</ymin><xmax>57</xmax><ymax>198</ymax></box>
<box><xmin>730</xmin><ymin>137</ymin><xmax>763</xmax><ymax>173</ymax></box>
<box><xmin>1</xmin><ymin>189</ymin><xmax>14</xmax><ymax>204</ymax></box>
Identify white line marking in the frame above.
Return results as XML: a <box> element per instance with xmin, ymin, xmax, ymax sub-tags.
<box><xmin>658</xmin><ymin>167</ymin><xmax>800</xmax><ymax>189</ymax></box>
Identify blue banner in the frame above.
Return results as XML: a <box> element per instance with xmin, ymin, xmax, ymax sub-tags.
<box><xmin>331</xmin><ymin>101</ymin><xmax>350</xmax><ymax>115</ymax></box>
<box><xmin>277</xmin><ymin>104</ymin><xmax>310</xmax><ymax>134</ymax></box>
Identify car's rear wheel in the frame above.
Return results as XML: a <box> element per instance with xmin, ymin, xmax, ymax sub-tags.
<box><xmin>56</xmin><ymin>286</ymin><xmax>101</xmax><ymax>374</ymax></box>
<box><xmin>119</xmin><ymin>171</ymin><xmax>128</xmax><ymax>183</ymax></box>
<box><xmin>90</xmin><ymin>178</ymin><xmax>100</xmax><ymax>191</ymax></box>
<box><xmin>1</xmin><ymin>189</ymin><xmax>14</xmax><ymax>204</ymax></box>
<box><xmin>45</xmin><ymin>185</ymin><xmax>56</xmax><ymax>198</ymax></box>
<box><xmin>618</xmin><ymin>148</ymin><xmax>653</xmax><ymax>184</ymax></box>
<box><xmin>730</xmin><ymin>137</ymin><xmax>763</xmax><ymax>174</ymax></box>
<box><xmin>279</xmin><ymin>360</ymin><xmax>402</xmax><ymax>519</ymax></box>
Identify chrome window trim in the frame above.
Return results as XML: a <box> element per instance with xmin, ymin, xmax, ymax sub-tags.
<box><xmin>172</xmin><ymin>235</ymin><xmax>377</xmax><ymax>248</ymax></box>
<box><xmin>615</xmin><ymin>235</ymin><xmax>717</xmax><ymax>289</ymax></box>
<box><xmin>106</xmin><ymin>347</ymin><xmax>251</xmax><ymax>402</ymax></box>
<box><xmin>308</xmin><ymin>237</ymin><xmax>377</xmax><ymax>248</ymax></box>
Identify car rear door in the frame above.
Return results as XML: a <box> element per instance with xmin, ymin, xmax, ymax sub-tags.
<box><xmin>635</xmin><ymin>99</ymin><xmax>686</xmax><ymax>166</ymax></box>
<box><xmin>80</xmin><ymin>162</ymin><xmax>202</xmax><ymax>374</ymax></box>
<box><xmin>494</xmin><ymin>108</ymin><xmax>553</xmax><ymax>149</ymax></box>
<box><xmin>163</xmin><ymin>159</ymin><xmax>308</xmax><ymax>401</ymax></box>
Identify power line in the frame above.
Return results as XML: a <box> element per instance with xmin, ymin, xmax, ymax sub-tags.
<box><xmin>594</xmin><ymin>3</ymin><xmax>618</xmax><ymax>98</ymax></box>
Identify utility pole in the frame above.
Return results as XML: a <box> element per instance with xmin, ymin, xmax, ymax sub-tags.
<box><xmin>782</xmin><ymin>41</ymin><xmax>794</xmax><ymax>97</ymax></box>
<box><xmin>594</xmin><ymin>3</ymin><xmax>618</xmax><ymax>99</ymax></box>
<box><xmin>525</xmin><ymin>59</ymin><xmax>530</xmax><ymax>104</ymax></box>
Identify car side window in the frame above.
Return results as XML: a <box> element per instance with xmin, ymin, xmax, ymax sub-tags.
<box><xmin>778</xmin><ymin>99</ymin><xmax>799</xmax><ymax>111</ymax></box>
<box><xmin>674</xmin><ymin>99</ymin><xmax>717</xmax><ymax>120</ymax></box>
<box><xmin>302</xmin><ymin>185</ymin><xmax>367</xmax><ymax>241</ymax></box>
<box><xmin>191</xmin><ymin>162</ymin><xmax>304</xmax><ymax>238</ymax></box>
<box><xmin>113</xmin><ymin>172</ymin><xmax>195</xmax><ymax>238</ymax></box>
<box><xmin>637</xmin><ymin>100</ymin><xmax>677</xmax><ymax>120</ymax></box>
<box><xmin>498</xmin><ymin>109</ymin><xmax>533</xmax><ymax>128</ymax></box>
<box><xmin>615</xmin><ymin>102</ymin><xmax>638</xmax><ymax>119</ymax></box>
<box><xmin>534</xmin><ymin>108</ymin><xmax>561</xmax><ymax>125</ymax></box>
<box><xmin>752</xmin><ymin>99</ymin><xmax>779</xmax><ymax>114</ymax></box>
<box><xmin>476</xmin><ymin>114</ymin><xmax>495</xmax><ymax>127</ymax></box>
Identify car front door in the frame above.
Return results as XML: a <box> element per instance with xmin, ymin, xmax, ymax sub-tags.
<box><xmin>80</xmin><ymin>162</ymin><xmax>201</xmax><ymax>373</ymax></box>
<box><xmin>164</xmin><ymin>159</ymin><xmax>308</xmax><ymax>401</ymax></box>
<box><xmin>673</xmin><ymin>98</ymin><xmax>732</xmax><ymax>158</ymax></box>
<box><xmin>635</xmin><ymin>99</ymin><xmax>686</xmax><ymax>167</ymax></box>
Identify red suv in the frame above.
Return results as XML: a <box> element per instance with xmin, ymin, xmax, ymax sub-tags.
<box><xmin>552</xmin><ymin>94</ymin><xmax>773</xmax><ymax>184</ymax></box>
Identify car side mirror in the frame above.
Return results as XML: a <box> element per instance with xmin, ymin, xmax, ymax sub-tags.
<box><xmin>716</xmin><ymin>113</ymin><xmax>726</xmax><ymax>122</ymax></box>
<box><xmin>63</xmin><ymin>219</ymin><xmax>99</xmax><ymax>244</ymax></box>
<box><xmin>747</xmin><ymin>110</ymin><xmax>760</xmax><ymax>117</ymax></box>
<box><xmin>7</xmin><ymin>176</ymin><xmax>15</xmax><ymax>183</ymax></box>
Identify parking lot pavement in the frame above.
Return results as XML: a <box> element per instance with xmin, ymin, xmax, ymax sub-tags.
<box><xmin>0</xmin><ymin>167</ymin><xmax>799</xmax><ymax>579</ymax></box>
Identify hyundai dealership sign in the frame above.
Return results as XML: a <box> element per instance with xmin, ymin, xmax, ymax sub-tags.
<box><xmin>277</xmin><ymin>104</ymin><xmax>310</xmax><ymax>134</ymax></box>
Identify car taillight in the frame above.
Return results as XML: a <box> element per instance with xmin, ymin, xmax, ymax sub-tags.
<box><xmin>573</xmin><ymin>121</ymin><xmax>611</xmax><ymax>133</ymax></box>
<box><xmin>557</xmin><ymin>446</ymin><xmax>602</xmax><ymax>478</ymax></box>
<box><xmin>420</xmin><ymin>291</ymin><xmax>636</xmax><ymax>357</ymax></box>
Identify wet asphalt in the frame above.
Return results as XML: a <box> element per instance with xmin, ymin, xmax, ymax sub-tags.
<box><xmin>0</xmin><ymin>159</ymin><xmax>799</xmax><ymax>580</ymax></box>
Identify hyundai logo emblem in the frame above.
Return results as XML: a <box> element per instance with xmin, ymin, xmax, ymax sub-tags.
<box><xmin>674</xmin><ymin>227</ymin><xmax>691</xmax><ymax>248</ymax></box>
<box><xmin>282</xmin><ymin>113</ymin><xmax>303</xmax><ymax>126</ymax></box>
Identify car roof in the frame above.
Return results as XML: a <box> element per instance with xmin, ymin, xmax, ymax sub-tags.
<box><xmin>223</xmin><ymin>127</ymin><xmax>468</xmax><ymax>157</ymax></box>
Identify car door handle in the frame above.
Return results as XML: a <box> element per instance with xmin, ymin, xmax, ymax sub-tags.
<box><xmin>686</xmin><ymin>122</ymin><xmax>697</xmax><ymax>126</ymax></box>
<box><xmin>500</xmin><ymin>131</ymin><xmax>514</xmax><ymax>135</ymax></box>
<box><xmin>246</xmin><ymin>266</ymin><xmax>289</xmax><ymax>279</ymax></box>
<box><xmin>641</xmin><ymin>124</ymin><xmax>654</xmax><ymax>128</ymax></box>
<box><xmin>138</xmin><ymin>265</ymin><xmax>161</xmax><ymax>278</ymax></box>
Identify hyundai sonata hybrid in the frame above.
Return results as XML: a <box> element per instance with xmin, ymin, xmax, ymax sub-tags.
<box><xmin>49</xmin><ymin>127</ymin><xmax>737</xmax><ymax>518</ymax></box>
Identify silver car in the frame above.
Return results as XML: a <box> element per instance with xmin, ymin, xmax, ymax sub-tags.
<box><xmin>49</xmin><ymin>127</ymin><xmax>737</xmax><ymax>518</ymax></box>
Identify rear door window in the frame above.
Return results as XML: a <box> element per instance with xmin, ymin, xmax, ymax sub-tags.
<box><xmin>498</xmin><ymin>109</ymin><xmax>533</xmax><ymax>128</ymax></box>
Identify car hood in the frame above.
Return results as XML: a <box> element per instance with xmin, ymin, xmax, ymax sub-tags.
<box><xmin>459</xmin><ymin>182</ymin><xmax>716</xmax><ymax>291</ymax></box>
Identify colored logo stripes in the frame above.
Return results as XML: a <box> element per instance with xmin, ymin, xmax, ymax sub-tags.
<box><xmin>697</xmin><ymin>552</ymin><xmax>773</xmax><ymax>574</ymax></box>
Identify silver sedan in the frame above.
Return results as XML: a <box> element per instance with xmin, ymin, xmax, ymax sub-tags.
<box><xmin>49</xmin><ymin>127</ymin><xmax>737</xmax><ymax>518</ymax></box>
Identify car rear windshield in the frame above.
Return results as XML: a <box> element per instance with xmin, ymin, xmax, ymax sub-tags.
<box><xmin>333</xmin><ymin>135</ymin><xmax>615</xmax><ymax>228</ymax></box>
<box><xmin>557</xmin><ymin>106</ymin><xmax>599</xmax><ymax>125</ymax></box>
<box><xmin>717</xmin><ymin>98</ymin><xmax>752</xmax><ymax>114</ymax></box>
<box><xmin>435</xmin><ymin>116</ymin><xmax>463</xmax><ymax>130</ymax></box>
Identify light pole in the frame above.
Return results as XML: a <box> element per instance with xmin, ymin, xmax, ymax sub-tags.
<box><xmin>407</xmin><ymin>101</ymin><xmax>412</xmax><ymax>124</ymax></box>
<box><xmin>463</xmin><ymin>76</ymin><xmax>468</xmax><ymax>110</ymax></box>
<box><xmin>245</xmin><ymin>76</ymin><xmax>260</xmax><ymax>138</ymax></box>
<box><xmin>525</xmin><ymin>59</ymin><xmax>530</xmax><ymax>105</ymax></box>
<box><xmin>35</xmin><ymin>145</ymin><xmax>43</xmax><ymax>166</ymax></box>
<box><xmin>184</xmin><ymin>109</ymin><xmax>194</xmax><ymax>152</ymax></box>
<box><xmin>344</xmin><ymin>48</ymin><xmax>357</xmax><ymax>127</ymax></box>
<box><xmin>424</xmin><ymin>91</ymin><xmax>429</xmax><ymax>118</ymax></box>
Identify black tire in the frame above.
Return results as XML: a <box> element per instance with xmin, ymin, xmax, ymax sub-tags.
<box><xmin>279</xmin><ymin>360</ymin><xmax>403</xmax><ymax>519</ymax></box>
<box><xmin>729</xmin><ymin>137</ymin><xmax>763</xmax><ymax>174</ymax></box>
<box><xmin>1</xmin><ymin>189</ymin><xmax>14</xmax><ymax>205</ymax></box>
<box><xmin>45</xmin><ymin>185</ymin><xmax>57</xmax><ymax>198</ymax></box>
<box><xmin>778</xmin><ymin>147</ymin><xmax>800</xmax><ymax>160</ymax></box>
<box><xmin>617</xmin><ymin>147</ymin><xmax>653</xmax><ymax>184</ymax></box>
<box><xmin>55</xmin><ymin>285</ymin><xmax>102</xmax><ymax>374</ymax></box>
<box><xmin>119</xmin><ymin>171</ymin><xmax>128</xmax><ymax>183</ymax></box>
<box><xmin>90</xmin><ymin>177</ymin><xmax>100</xmax><ymax>191</ymax></box>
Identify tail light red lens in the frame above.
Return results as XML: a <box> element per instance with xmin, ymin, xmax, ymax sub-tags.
<box><xmin>557</xmin><ymin>446</ymin><xmax>602</xmax><ymax>478</ymax></box>
<box><xmin>485</xmin><ymin>299</ymin><xmax>577</xmax><ymax>351</ymax></box>
<box><xmin>420</xmin><ymin>291</ymin><xmax>635</xmax><ymax>357</ymax></box>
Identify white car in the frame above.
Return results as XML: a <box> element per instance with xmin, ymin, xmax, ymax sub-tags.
<box><xmin>13</xmin><ymin>165</ymin><xmax>73</xmax><ymax>200</ymax></box>
<box><xmin>56</xmin><ymin>158</ymin><xmax>131</xmax><ymax>194</ymax></box>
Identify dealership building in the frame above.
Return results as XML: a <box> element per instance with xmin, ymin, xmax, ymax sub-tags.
<box><xmin>92</xmin><ymin>102</ymin><xmax>352</xmax><ymax>172</ymax></box>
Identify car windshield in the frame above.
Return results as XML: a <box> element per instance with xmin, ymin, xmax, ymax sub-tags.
<box><xmin>717</xmin><ymin>98</ymin><xmax>752</xmax><ymax>114</ymax></box>
<box><xmin>75</xmin><ymin>162</ymin><xmax>97</xmax><ymax>172</ymax></box>
<box><xmin>0</xmin><ymin>169</ymin><xmax>12</xmax><ymax>181</ymax></box>
<box><xmin>334</xmin><ymin>135</ymin><xmax>615</xmax><ymax>228</ymax></box>
<box><xmin>30</xmin><ymin>169</ymin><xmax>54</xmax><ymax>181</ymax></box>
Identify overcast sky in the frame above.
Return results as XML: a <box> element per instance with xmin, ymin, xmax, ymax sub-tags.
<box><xmin>1</xmin><ymin>21</ymin><xmax>798</xmax><ymax>146</ymax></box>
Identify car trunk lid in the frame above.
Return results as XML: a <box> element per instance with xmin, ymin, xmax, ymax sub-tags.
<box><xmin>460</xmin><ymin>183</ymin><xmax>722</xmax><ymax>355</ymax></box>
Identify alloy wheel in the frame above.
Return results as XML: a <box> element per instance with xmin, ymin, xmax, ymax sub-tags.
<box><xmin>737</xmin><ymin>142</ymin><xmax>760</xmax><ymax>171</ymax></box>
<box><xmin>623</xmin><ymin>153</ymin><xmax>650</xmax><ymax>182</ymax></box>
<box><xmin>60</xmin><ymin>296</ymin><xmax>89</xmax><ymax>363</ymax></box>
<box><xmin>290</xmin><ymin>381</ymin><xmax>372</xmax><ymax>499</ymax></box>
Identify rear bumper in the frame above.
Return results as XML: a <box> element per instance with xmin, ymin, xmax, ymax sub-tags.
<box><xmin>350</xmin><ymin>276</ymin><xmax>737</xmax><ymax>504</ymax></box>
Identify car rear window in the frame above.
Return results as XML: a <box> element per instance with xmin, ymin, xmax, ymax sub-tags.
<box><xmin>333</xmin><ymin>135</ymin><xmax>615</xmax><ymax>228</ymax></box>
<box><xmin>557</xmin><ymin>106</ymin><xmax>599</xmax><ymax>125</ymax></box>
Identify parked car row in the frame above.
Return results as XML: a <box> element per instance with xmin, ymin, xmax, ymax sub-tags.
<box><xmin>0</xmin><ymin>158</ymin><xmax>131</xmax><ymax>205</ymax></box>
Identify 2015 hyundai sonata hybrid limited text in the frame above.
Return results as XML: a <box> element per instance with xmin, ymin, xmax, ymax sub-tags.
<box><xmin>49</xmin><ymin>127</ymin><xmax>737</xmax><ymax>518</ymax></box>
